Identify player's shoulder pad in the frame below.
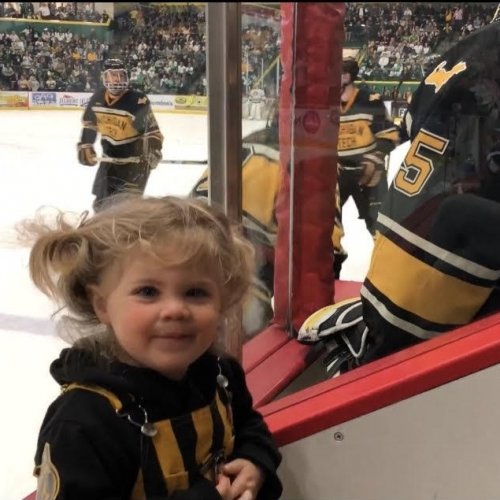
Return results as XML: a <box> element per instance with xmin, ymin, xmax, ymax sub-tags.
<box><xmin>137</xmin><ymin>95</ymin><xmax>149</xmax><ymax>105</ymax></box>
<box><xmin>89</xmin><ymin>88</ymin><xmax>106</xmax><ymax>105</ymax></box>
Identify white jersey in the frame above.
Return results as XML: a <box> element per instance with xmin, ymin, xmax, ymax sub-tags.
<box><xmin>249</xmin><ymin>88</ymin><xmax>265</xmax><ymax>104</ymax></box>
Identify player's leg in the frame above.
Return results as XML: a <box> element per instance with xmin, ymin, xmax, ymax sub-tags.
<box><xmin>91</xmin><ymin>163</ymin><xmax>110</xmax><ymax>211</ymax></box>
<box><xmin>363</xmin><ymin>170</ymin><xmax>389</xmax><ymax>235</ymax></box>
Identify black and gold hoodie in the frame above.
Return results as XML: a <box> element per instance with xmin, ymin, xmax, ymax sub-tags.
<box><xmin>34</xmin><ymin>348</ymin><xmax>282</xmax><ymax>499</ymax></box>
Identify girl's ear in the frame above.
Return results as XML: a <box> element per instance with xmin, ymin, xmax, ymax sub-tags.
<box><xmin>88</xmin><ymin>285</ymin><xmax>110</xmax><ymax>325</ymax></box>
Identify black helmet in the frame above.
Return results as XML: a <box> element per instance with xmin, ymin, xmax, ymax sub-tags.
<box><xmin>103</xmin><ymin>58</ymin><xmax>125</xmax><ymax>71</ymax></box>
<box><xmin>102</xmin><ymin>58</ymin><xmax>128</xmax><ymax>94</ymax></box>
<box><xmin>342</xmin><ymin>58</ymin><xmax>359</xmax><ymax>82</ymax></box>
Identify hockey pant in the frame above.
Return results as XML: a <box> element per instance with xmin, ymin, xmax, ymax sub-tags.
<box><xmin>249</xmin><ymin>102</ymin><xmax>265</xmax><ymax>120</ymax></box>
<box><xmin>92</xmin><ymin>162</ymin><xmax>150</xmax><ymax>211</ymax></box>
<box><xmin>338</xmin><ymin>167</ymin><xmax>388</xmax><ymax>236</ymax></box>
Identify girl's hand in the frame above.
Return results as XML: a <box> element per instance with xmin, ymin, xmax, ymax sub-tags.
<box><xmin>222</xmin><ymin>458</ymin><xmax>264</xmax><ymax>500</ymax></box>
<box><xmin>215</xmin><ymin>473</ymin><xmax>232</xmax><ymax>500</ymax></box>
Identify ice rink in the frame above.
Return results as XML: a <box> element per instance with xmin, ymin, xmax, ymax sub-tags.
<box><xmin>0</xmin><ymin>109</ymin><xmax>408</xmax><ymax>499</ymax></box>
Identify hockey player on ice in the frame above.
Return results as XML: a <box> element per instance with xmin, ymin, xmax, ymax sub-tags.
<box><xmin>77</xmin><ymin>59</ymin><xmax>164</xmax><ymax>211</ymax></box>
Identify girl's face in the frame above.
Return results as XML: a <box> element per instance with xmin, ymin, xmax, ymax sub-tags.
<box><xmin>91</xmin><ymin>249</ymin><xmax>222</xmax><ymax>380</ymax></box>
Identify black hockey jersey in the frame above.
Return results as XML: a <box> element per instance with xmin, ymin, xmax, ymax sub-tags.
<box><xmin>338</xmin><ymin>86</ymin><xmax>399</xmax><ymax>168</ymax></box>
<box><xmin>361</xmin><ymin>21</ymin><xmax>500</xmax><ymax>341</ymax></box>
<box><xmin>80</xmin><ymin>88</ymin><xmax>163</xmax><ymax>159</ymax></box>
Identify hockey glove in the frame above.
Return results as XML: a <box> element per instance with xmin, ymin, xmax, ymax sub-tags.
<box><xmin>140</xmin><ymin>135</ymin><xmax>163</xmax><ymax>170</ymax></box>
<box><xmin>358</xmin><ymin>151</ymin><xmax>386</xmax><ymax>187</ymax></box>
<box><xmin>299</xmin><ymin>298</ymin><xmax>372</xmax><ymax>376</ymax></box>
<box><xmin>298</xmin><ymin>297</ymin><xmax>364</xmax><ymax>344</ymax></box>
<box><xmin>77</xmin><ymin>143</ymin><xmax>97</xmax><ymax>166</ymax></box>
<box><xmin>147</xmin><ymin>147</ymin><xmax>162</xmax><ymax>170</ymax></box>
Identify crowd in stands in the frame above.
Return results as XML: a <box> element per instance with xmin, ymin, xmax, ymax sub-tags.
<box><xmin>0</xmin><ymin>3</ymin><xmax>498</xmax><ymax>96</ymax></box>
<box><xmin>346</xmin><ymin>3</ymin><xmax>497</xmax><ymax>83</ymax></box>
<box><xmin>242</xmin><ymin>23</ymin><xmax>280</xmax><ymax>95</ymax></box>
<box><xmin>114</xmin><ymin>4</ymin><xmax>206</xmax><ymax>95</ymax></box>
<box><xmin>0</xmin><ymin>2</ymin><xmax>109</xmax><ymax>23</ymax></box>
<box><xmin>0</xmin><ymin>27</ymin><xmax>109</xmax><ymax>92</ymax></box>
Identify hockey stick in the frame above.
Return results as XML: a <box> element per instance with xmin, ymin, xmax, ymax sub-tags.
<box><xmin>95</xmin><ymin>156</ymin><xmax>141</xmax><ymax>164</ymax></box>
<box><xmin>95</xmin><ymin>156</ymin><xmax>208</xmax><ymax>165</ymax></box>
<box><xmin>159</xmin><ymin>159</ymin><xmax>208</xmax><ymax>165</ymax></box>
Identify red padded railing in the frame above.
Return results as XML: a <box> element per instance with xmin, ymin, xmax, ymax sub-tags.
<box><xmin>259</xmin><ymin>310</ymin><xmax>500</xmax><ymax>447</ymax></box>
<box><xmin>243</xmin><ymin>280</ymin><xmax>363</xmax><ymax>406</ymax></box>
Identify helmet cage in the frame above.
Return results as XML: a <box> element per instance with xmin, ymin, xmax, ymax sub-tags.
<box><xmin>102</xmin><ymin>68</ymin><xmax>128</xmax><ymax>94</ymax></box>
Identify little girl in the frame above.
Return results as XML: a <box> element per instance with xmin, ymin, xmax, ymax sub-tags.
<box><xmin>24</xmin><ymin>195</ymin><xmax>282</xmax><ymax>499</ymax></box>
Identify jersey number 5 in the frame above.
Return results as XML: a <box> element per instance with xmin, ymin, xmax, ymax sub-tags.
<box><xmin>394</xmin><ymin>129</ymin><xmax>448</xmax><ymax>196</ymax></box>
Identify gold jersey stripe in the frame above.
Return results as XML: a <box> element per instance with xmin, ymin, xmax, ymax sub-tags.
<box><xmin>191</xmin><ymin>404</ymin><xmax>213</xmax><ymax>470</ymax></box>
<box><xmin>375</xmin><ymin>129</ymin><xmax>400</xmax><ymax>142</ymax></box>
<box><xmin>62</xmin><ymin>383</ymin><xmax>123</xmax><ymax>411</ymax></box>
<box><xmin>130</xmin><ymin>470</ymin><xmax>146</xmax><ymax>500</ymax></box>
<box><xmin>242</xmin><ymin>154</ymin><xmax>280</xmax><ymax>227</ymax></box>
<box><xmin>215</xmin><ymin>391</ymin><xmax>235</xmax><ymax>455</ymax></box>
<box><xmin>378</xmin><ymin>213</ymin><xmax>500</xmax><ymax>281</ymax></box>
<box><xmin>367</xmin><ymin>234</ymin><xmax>492</xmax><ymax>325</ymax></box>
<box><xmin>153</xmin><ymin>419</ymin><xmax>189</xmax><ymax>491</ymax></box>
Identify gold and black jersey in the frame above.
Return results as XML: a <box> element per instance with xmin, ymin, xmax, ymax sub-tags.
<box><xmin>52</xmin><ymin>382</ymin><xmax>235</xmax><ymax>497</ymax></box>
<box><xmin>33</xmin><ymin>350</ymin><xmax>282</xmax><ymax>499</ymax></box>
<box><xmin>191</xmin><ymin>140</ymin><xmax>280</xmax><ymax>250</ymax></box>
<box><xmin>190</xmin><ymin>138</ymin><xmax>345</xmax><ymax>265</ymax></box>
<box><xmin>338</xmin><ymin>87</ymin><xmax>399</xmax><ymax>167</ymax></box>
<box><xmin>80</xmin><ymin>88</ymin><xmax>163</xmax><ymax>159</ymax></box>
<box><xmin>361</xmin><ymin>21</ymin><xmax>500</xmax><ymax>340</ymax></box>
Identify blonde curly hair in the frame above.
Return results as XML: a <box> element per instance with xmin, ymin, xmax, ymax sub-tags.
<box><xmin>19</xmin><ymin>194</ymin><xmax>255</xmax><ymax>351</ymax></box>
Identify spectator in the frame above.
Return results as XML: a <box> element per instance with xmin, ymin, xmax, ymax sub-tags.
<box><xmin>37</xmin><ymin>2</ymin><xmax>50</xmax><ymax>20</ymax></box>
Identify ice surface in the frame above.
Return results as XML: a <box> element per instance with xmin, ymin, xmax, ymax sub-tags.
<box><xmin>0</xmin><ymin>110</ymin><xmax>408</xmax><ymax>499</ymax></box>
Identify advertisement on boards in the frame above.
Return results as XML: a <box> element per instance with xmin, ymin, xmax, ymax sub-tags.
<box><xmin>174</xmin><ymin>95</ymin><xmax>208</xmax><ymax>111</ymax></box>
<box><xmin>30</xmin><ymin>92</ymin><xmax>57</xmax><ymax>107</ymax></box>
<box><xmin>0</xmin><ymin>91</ymin><xmax>29</xmax><ymax>108</ymax></box>
<box><xmin>148</xmin><ymin>94</ymin><xmax>175</xmax><ymax>110</ymax></box>
<box><xmin>58</xmin><ymin>92</ymin><xmax>92</xmax><ymax>108</ymax></box>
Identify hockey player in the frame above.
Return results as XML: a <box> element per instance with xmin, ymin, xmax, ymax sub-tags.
<box><xmin>299</xmin><ymin>22</ymin><xmax>500</xmax><ymax>373</ymax></box>
<box><xmin>247</xmin><ymin>83</ymin><xmax>267</xmax><ymax>120</ymax></box>
<box><xmin>77</xmin><ymin>59</ymin><xmax>164</xmax><ymax>211</ymax></box>
<box><xmin>337</xmin><ymin>58</ymin><xmax>400</xmax><ymax>240</ymax></box>
<box><xmin>191</xmin><ymin>108</ymin><xmax>347</xmax><ymax>337</ymax></box>
<box><xmin>191</xmin><ymin>112</ymin><xmax>279</xmax><ymax>337</ymax></box>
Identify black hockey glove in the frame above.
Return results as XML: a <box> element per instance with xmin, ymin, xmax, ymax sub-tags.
<box><xmin>77</xmin><ymin>143</ymin><xmax>97</xmax><ymax>166</ymax></box>
<box><xmin>140</xmin><ymin>136</ymin><xmax>162</xmax><ymax>170</ymax></box>
<box><xmin>146</xmin><ymin>147</ymin><xmax>162</xmax><ymax>170</ymax></box>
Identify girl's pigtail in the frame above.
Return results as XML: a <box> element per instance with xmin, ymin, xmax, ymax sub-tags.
<box><xmin>26</xmin><ymin>212</ymin><xmax>92</xmax><ymax>307</ymax></box>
